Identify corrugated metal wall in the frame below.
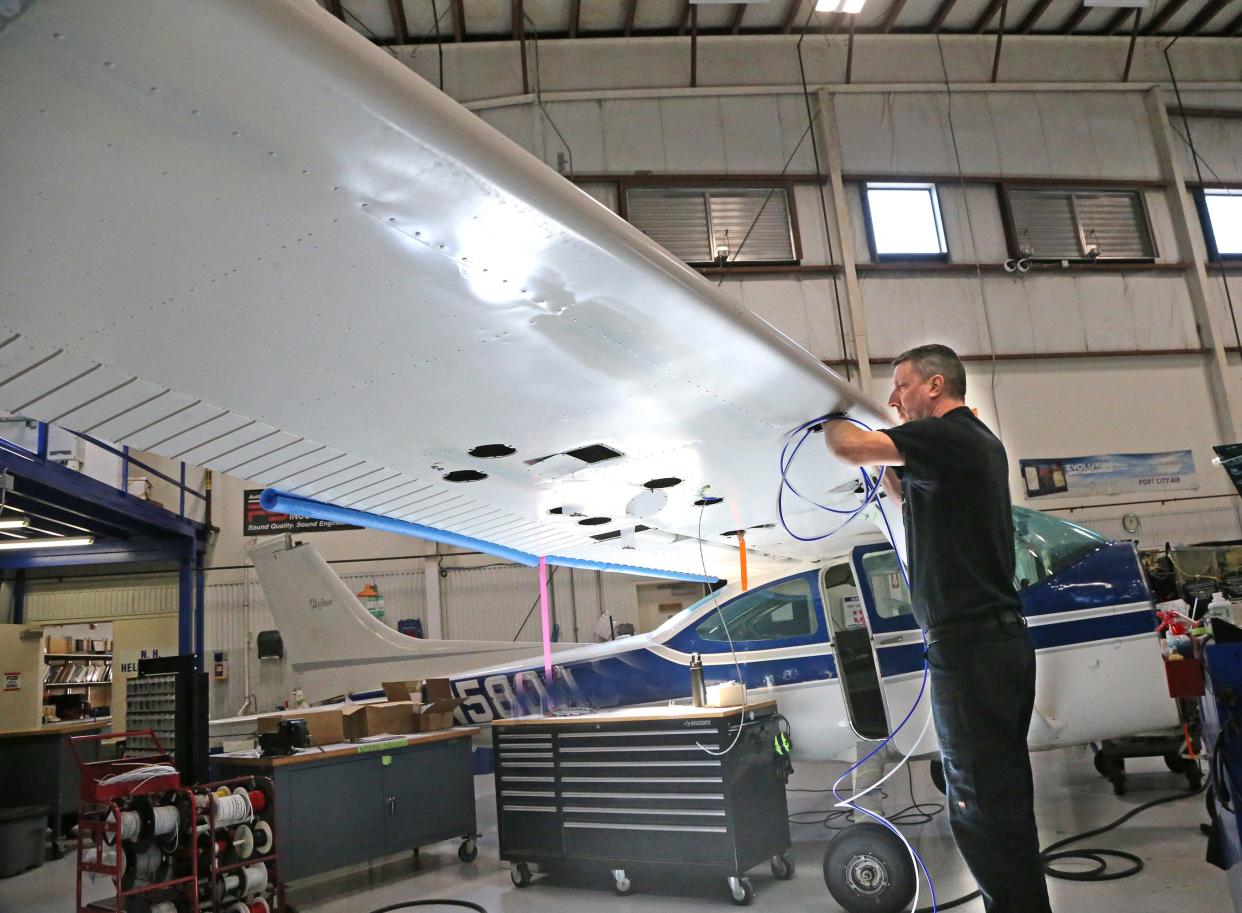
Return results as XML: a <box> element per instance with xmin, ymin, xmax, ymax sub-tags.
<box><xmin>441</xmin><ymin>565</ymin><xmax>638</xmax><ymax>642</ymax></box>
<box><xmin>1067</xmin><ymin>505</ymin><xmax>1242</xmax><ymax>550</ymax></box>
<box><xmin>23</xmin><ymin>577</ymin><xmax>180</xmax><ymax>622</ymax></box>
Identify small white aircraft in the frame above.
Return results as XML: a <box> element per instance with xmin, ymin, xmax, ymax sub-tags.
<box><xmin>0</xmin><ymin>4</ymin><xmax>1182</xmax><ymax>911</ymax></box>
<box><xmin>246</xmin><ymin>515</ymin><xmax>1176</xmax><ymax>770</ymax></box>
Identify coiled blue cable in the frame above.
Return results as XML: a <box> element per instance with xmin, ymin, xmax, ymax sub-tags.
<box><xmin>779</xmin><ymin>413</ymin><xmax>938</xmax><ymax>913</ymax></box>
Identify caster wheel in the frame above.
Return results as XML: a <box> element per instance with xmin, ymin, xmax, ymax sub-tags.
<box><xmin>612</xmin><ymin>868</ymin><xmax>632</xmax><ymax>895</ymax></box>
<box><xmin>510</xmin><ymin>862</ymin><xmax>531</xmax><ymax>888</ymax></box>
<box><xmin>822</xmin><ymin>823</ymin><xmax>915</xmax><ymax>913</ymax></box>
<box><xmin>48</xmin><ymin>839</ymin><xmax>66</xmax><ymax>860</ymax></box>
<box><xmin>929</xmin><ymin>759</ymin><xmax>946</xmax><ymax>796</ymax></box>
<box><xmin>728</xmin><ymin>876</ymin><xmax>754</xmax><ymax>906</ymax></box>
<box><xmin>458</xmin><ymin>838</ymin><xmax>478</xmax><ymax>863</ymax></box>
<box><xmin>770</xmin><ymin>852</ymin><xmax>795</xmax><ymax>880</ymax></box>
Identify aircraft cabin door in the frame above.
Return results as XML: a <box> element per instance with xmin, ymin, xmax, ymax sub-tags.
<box><xmin>822</xmin><ymin>563</ymin><xmax>889</xmax><ymax>740</ymax></box>
<box><xmin>850</xmin><ymin>543</ymin><xmax>929</xmax><ymax>753</ymax></box>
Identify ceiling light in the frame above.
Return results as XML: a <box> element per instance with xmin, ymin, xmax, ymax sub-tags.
<box><xmin>0</xmin><ymin>518</ymin><xmax>30</xmax><ymax>530</ymax></box>
<box><xmin>817</xmin><ymin>0</ymin><xmax>866</xmax><ymax>12</ymax></box>
<box><xmin>0</xmin><ymin>536</ymin><xmax>95</xmax><ymax>551</ymax></box>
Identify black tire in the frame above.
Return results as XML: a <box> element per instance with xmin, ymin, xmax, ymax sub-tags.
<box><xmin>929</xmin><ymin>759</ymin><xmax>946</xmax><ymax>796</ymax></box>
<box><xmin>770</xmin><ymin>852</ymin><xmax>795</xmax><ymax>880</ymax></box>
<box><xmin>1165</xmin><ymin>752</ymin><xmax>1196</xmax><ymax>775</ymax></box>
<box><xmin>729</xmin><ymin>877</ymin><xmax>754</xmax><ymax>906</ymax></box>
<box><xmin>458</xmin><ymin>839</ymin><xmax>478</xmax><ymax>863</ymax></box>
<box><xmin>511</xmin><ymin>862</ymin><xmax>531</xmax><ymax>888</ymax></box>
<box><xmin>822</xmin><ymin>823</ymin><xmax>916</xmax><ymax>913</ymax></box>
<box><xmin>1092</xmin><ymin>751</ymin><xmax>1112</xmax><ymax>779</ymax></box>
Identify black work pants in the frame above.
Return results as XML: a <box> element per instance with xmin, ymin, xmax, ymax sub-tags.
<box><xmin>927</xmin><ymin>627</ymin><xmax>1052</xmax><ymax>913</ymax></box>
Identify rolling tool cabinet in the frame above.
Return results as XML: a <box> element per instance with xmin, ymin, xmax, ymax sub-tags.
<box><xmin>492</xmin><ymin>701</ymin><xmax>792</xmax><ymax>905</ymax></box>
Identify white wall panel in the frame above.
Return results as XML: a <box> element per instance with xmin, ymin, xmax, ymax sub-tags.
<box><xmin>725</xmin><ymin>277</ymin><xmax>848</xmax><ymax>363</ymax></box>
<box><xmin>601</xmin><ymin>99</ymin><xmax>667</xmax><ymax>172</ymax></box>
<box><xmin>540</xmin><ymin>100</ymin><xmax>607</xmax><ymax>173</ymax></box>
<box><xmin>720</xmin><ymin>95</ymin><xmax>788</xmax><ymax>173</ymax></box>
<box><xmin>661</xmin><ymin>97</ymin><xmax>726</xmax><ymax>172</ymax></box>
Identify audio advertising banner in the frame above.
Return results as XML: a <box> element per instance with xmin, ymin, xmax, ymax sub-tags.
<box><xmin>243</xmin><ymin>489</ymin><xmax>360</xmax><ymax>534</ymax></box>
<box><xmin>1020</xmin><ymin>451</ymin><xmax>1197</xmax><ymax>499</ymax></box>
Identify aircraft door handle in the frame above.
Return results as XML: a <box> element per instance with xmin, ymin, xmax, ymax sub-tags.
<box><xmin>877</xmin><ymin>635</ymin><xmax>905</xmax><ymax>645</ymax></box>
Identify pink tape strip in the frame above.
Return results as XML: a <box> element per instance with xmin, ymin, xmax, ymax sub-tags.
<box><xmin>539</xmin><ymin>556</ymin><xmax>553</xmax><ymax>682</ymax></box>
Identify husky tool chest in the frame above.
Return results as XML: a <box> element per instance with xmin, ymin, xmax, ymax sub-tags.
<box><xmin>492</xmin><ymin>700</ymin><xmax>792</xmax><ymax>905</ymax></box>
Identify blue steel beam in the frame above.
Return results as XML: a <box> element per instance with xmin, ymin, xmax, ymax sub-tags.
<box><xmin>0</xmin><ymin>452</ymin><xmax>200</xmax><ymax>540</ymax></box>
<box><xmin>0</xmin><ymin>540</ymin><xmax>190</xmax><ymax>570</ymax></box>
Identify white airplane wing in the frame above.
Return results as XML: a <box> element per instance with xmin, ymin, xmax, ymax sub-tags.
<box><xmin>0</xmin><ymin>0</ymin><xmax>893</xmax><ymax>581</ymax></box>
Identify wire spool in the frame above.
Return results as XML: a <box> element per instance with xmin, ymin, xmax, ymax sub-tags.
<box><xmin>124</xmin><ymin>844</ymin><xmax>167</xmax><ymax>890</ymax></box>
<box><xmin>225</xmin><ymin>903</ymin><xmax>249</xmax><ymax>913</ymax></box>
<box><xmin>251</xmin><ymin>820</ymin><xmax>273</xmax><ymax>856</ymax></box>
<box><xmin>248</xmin><ymin>898</ymin><xmax>271</xmax><ymax>913</ymax></box>
<box><xmin>212</xmin><ymin>789</ymin><xmax>255</xmax><ymax>829</ymax></box>
<box><xmin>107</xmin><ymin>809</ymin><xmax>141</xmax><ymax>844</ymax></box>
<box><xmin>218</xmin><ymin>871</ymin><xmax>242</xmax><ymax>899</ymax></box>
<box><xmin>246</xmin><ymin>789</ymin><xmax>267</xmax><ymax>814</ymax></box>
<box><xmin>149</xmin><ymin>901</ymin><xmax>186</xmax><ymax>913</ymax></box>
<box><xmin>240</xmin><ymin>861</ymin><xmax>268</xmax><ymax>897</ymax></box>
<box><xmin>232</xmin><ymin>824</ymin><xmax>256</xmax><ymax>860</ymax></box>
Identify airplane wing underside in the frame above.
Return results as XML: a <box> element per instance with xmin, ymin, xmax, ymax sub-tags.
<box><xmin>0</xmin><ymin>0</ymin><xmax>892</xmax><ymax>580</ymax></box>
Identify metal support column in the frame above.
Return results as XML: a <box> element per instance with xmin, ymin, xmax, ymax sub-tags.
<box><xmin>1145</xmin><ymin>88</ymin><xmax>1241</xmax><ymax>442</ymax></box>
<box><xmin>12</xmin><ymin>569</ymin><xmax>25</xmax><ymax>624</ymax></box>
<box><xmin>815</xmin><ymin>89</ymin><xmax>874</xmax><ymax>397</ymax></box>
<box><xmin>194</xmin><ymin>542</ymin><xmax>205</xmax><ymax>667</ymax></box>
<box><xmin>178</xmin><ymin>546</ymin><xmax>193</xmax><ymax>657</ymax></box>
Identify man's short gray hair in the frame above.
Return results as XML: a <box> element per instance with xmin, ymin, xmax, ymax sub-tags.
<box><xmin>892</xmin><ymin>344</ymin><xmax>967</xmax><ymax>400</ymax></box>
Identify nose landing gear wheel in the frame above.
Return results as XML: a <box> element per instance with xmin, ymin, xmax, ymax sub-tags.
<box><xmin>822</xmin><ymin>823</ymin><xmax>915</xmax><ymax>913</ymax></box>
<box><xmin>510</xmin><ymin>862</ymin><xmax>531</xmax><ymax>888</ymax></box>
<box><xmin>727</xmin><ymin>875</ymin><xmax>754</xmax><ymax>906</ymax></box>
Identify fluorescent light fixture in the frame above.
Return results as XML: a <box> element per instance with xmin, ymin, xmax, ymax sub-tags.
<box><xmin>0</xmin><ymin>518</ymin><xmax>30</xmax><ymax>530</ymax></box>
<box><xmin>817</xmin><ymin>0</ymin><xmax>866</xmax><ymax>12</ymax></box>
<box><xmin>0</xmin><ymin>535</ymin><xmax>95</xmax><ymax>551</ymax></box>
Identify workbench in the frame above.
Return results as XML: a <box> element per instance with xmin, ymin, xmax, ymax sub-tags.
<box><xmin>492</xmin><ymin>701</ymin><xmax>792</xmax><ymax>905</ymax></box>
<box><xmin>0</xmin><ymin>718</ymin><xmax>107</xmax><ymax>856</ymax></box>
<box><xmin>213</xmin><ymin>726</ymin><xmax>480</xmax><ymax>881</ymax></box>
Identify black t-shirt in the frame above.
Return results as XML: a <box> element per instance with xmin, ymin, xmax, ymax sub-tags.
<box><xmin>879</xmin><ymin>406</ymin><xmax>1021</xmax><ymax>630</ymax></box>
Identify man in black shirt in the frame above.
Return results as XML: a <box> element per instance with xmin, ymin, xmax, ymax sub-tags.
<box><xmin>823</xmin><ymin>344</ymin><xmax>1051</xmax><ymax>913</ymax></box>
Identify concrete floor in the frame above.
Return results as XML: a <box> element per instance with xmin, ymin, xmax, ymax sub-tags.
<box><xmin>1</xmin><ymin>747</ymin><xmax>1228</xmax><ymax>913</ymax></box>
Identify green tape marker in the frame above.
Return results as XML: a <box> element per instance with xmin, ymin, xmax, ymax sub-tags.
<box><xmin>356</xmin><ymin>737</ymin><xmax>409</xmax><ymax>754</ymax></box>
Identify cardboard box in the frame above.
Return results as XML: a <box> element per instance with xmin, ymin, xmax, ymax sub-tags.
<box><xmin>380</xmin><ymin>679</ymin><xmax>463</xmax><ymax>732</ymax></box>
<box><xmin>45</xmin><ymin>636</ymin><xmax>72</xmax><ymax>655</ymax></box>
<box><xmin>257</xmin><ymin>705</ymin><xmax>344</xmax><ymax>747</ymax></box>
<box><xmin>342</xmin><ymin>701</ymin><xmax>418</xmax><ymax>740</ymax></box>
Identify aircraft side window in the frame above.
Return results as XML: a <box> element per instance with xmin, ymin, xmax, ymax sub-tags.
<box><xmin>1012</xmin><ymin>506</ymin><xmax>1107</xmax><ymax>590</ymax></box>
<box><xmin>860</xmin><ymin>550</ymin><xmax>913</xmax><ymax>620</ymax></box>
<box><xmin>695</xmin><ymin>578</ymin><xmax>818</xmax><ymax>643</ymax></box>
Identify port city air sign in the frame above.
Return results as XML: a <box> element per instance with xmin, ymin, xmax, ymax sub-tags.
<box><xmin>1020</xmin><ymin>450</ymin><xmax>1198</xmax><ymax>499</ymax></box>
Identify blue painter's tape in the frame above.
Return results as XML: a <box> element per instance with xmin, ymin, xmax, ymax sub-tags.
<box><xmin>545</xmin><ymin>554</ymin><xmax>718</xmax><ymax>584</ymax></box>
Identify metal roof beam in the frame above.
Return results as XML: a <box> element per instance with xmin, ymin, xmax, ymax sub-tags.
<box><xmin>931</xmin><ymin>0</ymin><xmax>960</xmax><ymax>33</ymax></box>
<box><xmin>1183</xmin><ymin>0</ymin><xmax>1232</xmax><ymax>34</ymax></box>
<box><xmin>1017</xmin><ymin>0</ymin><xmax>1054</xmax><ymax>32</ymax></box>
<box><xmin>1143</xmin><ymin>0</ymin><xmax>1192</xmax><ymax>33</ymax></box>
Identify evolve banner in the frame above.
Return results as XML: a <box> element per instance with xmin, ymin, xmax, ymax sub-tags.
<box><xmin>1020</xmin><ymin>451</ymin><xmax>1197</xmax><ymax>499</ymax></box>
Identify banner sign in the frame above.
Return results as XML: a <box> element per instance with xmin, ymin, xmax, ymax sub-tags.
<box><xmin>1020</xmin><ymin>450</ymin><xmax>1198</xmax><ymax>499</ymax></box>
<box><xmin>244</xmin><ymin>489</ymin><xmax>360</xmax><ymax>535</ymax></box>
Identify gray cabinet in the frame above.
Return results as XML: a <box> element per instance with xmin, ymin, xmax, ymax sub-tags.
<box><xmin>215</xmin><ymin>729</ymin><xmax>478</xmax><ymax>881</ymax></box>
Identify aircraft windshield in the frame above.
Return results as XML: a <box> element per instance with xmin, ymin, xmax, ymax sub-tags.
<box><xmin>1012</xmin><ymin>506</ymin><xmax>1109</xmax><ymax>590</ymax></box>
<box><xmin>651</xmin><ymin>590</ymin><xmax>719</xmax><ymax>637</ymax></box>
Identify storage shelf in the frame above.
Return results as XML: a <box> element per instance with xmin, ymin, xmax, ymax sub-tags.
<box><xmin>45</xmin><ymin>681</ymin><xmax>111</xmax><ymax>689</ymax></box>
<box><xmin>46</xmin><ymin>653</ymin><xmax>112</xmax><ymax>660</ymax></box>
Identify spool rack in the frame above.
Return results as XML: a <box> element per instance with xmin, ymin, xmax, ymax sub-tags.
<box><xmin>194</xmin><ymin>776</ymin><xmax>283</xmax><ymax>913</ymax></box>
<box><xmin>70</xmin><ymin>729</ymin><xmax>199</xmax><ymax>913</ymax></box>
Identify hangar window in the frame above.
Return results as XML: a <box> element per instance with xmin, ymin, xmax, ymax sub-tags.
<box><xmin>1004</xmin><ymin>188</ymin><xmax>1155</xmax><ymax>261</ymax></box>
<box><xmin>625</xmin><ymin>186</ymin><xmax>798</xmax><ymax>266</ymax></box>
<box><xmin>1197</xmin><ymin>188</ymin><xmax>1242</xmax><ymax>260</ymax></box>
<box><xmin>861</xmin><ymin>182</ymin><xmax>948</xmax><ymax>261</ymax></box>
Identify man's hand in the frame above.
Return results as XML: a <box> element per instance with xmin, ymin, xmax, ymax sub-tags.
<box><xmin>823</xmin><ymin>419</ymin><xmax>904</xmax><ymax>468</ymax></box>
